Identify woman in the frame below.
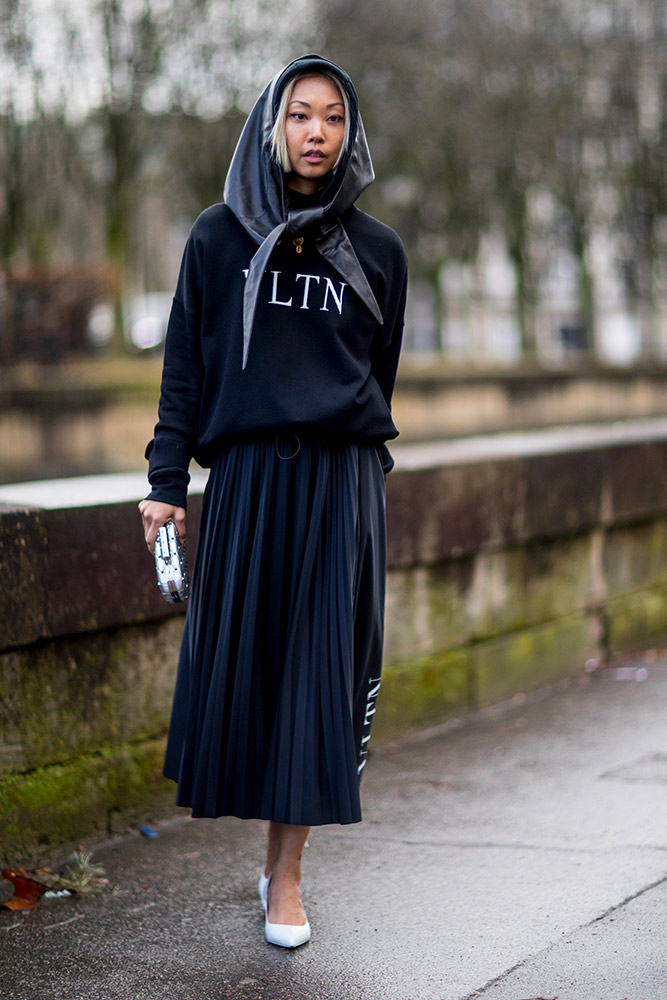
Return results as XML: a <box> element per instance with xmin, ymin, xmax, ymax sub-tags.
<box><xmin>139</xmin><ymin>54</ymin><xmax>407</xmax><ymax>949</ymax></box>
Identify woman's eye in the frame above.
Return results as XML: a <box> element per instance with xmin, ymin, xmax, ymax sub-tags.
<box><xmin>328</xmin><ymin>115</ymin><xmax>344</xmax><ymax>123</ymax></box>
<box><xmin>289</xmin><ymin>112</ymin><xmax>306</xmax><ymax>121</ymax></box>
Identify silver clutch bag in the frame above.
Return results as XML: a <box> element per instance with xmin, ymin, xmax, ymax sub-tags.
<box><xmin>154</xmin><ymin>521</ymin><xmax>190</xmax><ymax>603</ymax></box>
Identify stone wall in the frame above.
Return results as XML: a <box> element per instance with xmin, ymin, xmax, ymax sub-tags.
<box><xmin>5</xmin><ymin>364</ymin><xmax>667</xmax><ymax>482</ymax></box>
<box><xmin>394</xmin><ymin>366</ymin><xmax>667</xmax><ymax>440</ymax></box>
<box><xmin>379</xmin><ymin>422</ymin><xmax>667</xmax><ymax>736</ymax></box>
<box><xmin>2</xmin><ymin>422</ymin><xmax>667</xmax><ymax>860</ymax></box>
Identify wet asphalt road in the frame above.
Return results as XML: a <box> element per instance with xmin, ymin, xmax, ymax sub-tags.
<box><xmin>1</xmin><ymin>656</ymin><xmax>666</xmax><ymax>1000</ymax></box>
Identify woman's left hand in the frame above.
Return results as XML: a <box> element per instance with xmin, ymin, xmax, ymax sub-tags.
<box><xmin>138</xmin><ymin>499</ymin><xmax>187</xmax><ymax>554</ymax></box>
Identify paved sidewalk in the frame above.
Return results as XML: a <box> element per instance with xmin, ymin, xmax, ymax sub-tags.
<box><xmin>1</xmin><ymin>655</ymin><xmax>666</xmax><ymax>1000</ymax></box>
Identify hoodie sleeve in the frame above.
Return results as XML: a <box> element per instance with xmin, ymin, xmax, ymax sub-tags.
<box><xmin>371</xmin><ymin>263</ymin><xmax>408</xmax><ymax>474</ymax></box>
<box><xmin>144</xmin><ymin>231</ymin><xmax>204</xmax><ymax>508</ymax></box>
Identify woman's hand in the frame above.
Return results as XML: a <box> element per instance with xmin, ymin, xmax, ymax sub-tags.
<box><xmin>138</xmin><ymin>500</ymin><xmax>187</xmax><ymax>554</ymax></box>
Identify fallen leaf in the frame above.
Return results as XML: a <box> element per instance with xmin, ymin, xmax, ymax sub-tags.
<box><xmin>1</xmin><ymin>869</ymin><xmax>48</xmax><ymax>910</ymax></box>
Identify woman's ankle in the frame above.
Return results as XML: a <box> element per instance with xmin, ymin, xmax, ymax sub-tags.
<box><xmin>266</xmin><ymin>872</ymin><xmax>306</xmax><ymax>925</ymax></box>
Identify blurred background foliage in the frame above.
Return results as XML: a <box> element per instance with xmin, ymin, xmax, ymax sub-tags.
<box><xmin>1</xmin><ymin>0</ymin><xmax>667</xmax><ymax>366</ymax></box>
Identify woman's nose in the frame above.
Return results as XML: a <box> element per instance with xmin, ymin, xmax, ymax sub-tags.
<box><xmin>308</xmin><ymin>117</ymin><xmax>325</xmax><ymax>140</ymax></box>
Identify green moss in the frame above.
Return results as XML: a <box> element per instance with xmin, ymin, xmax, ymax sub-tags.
<box><xmin>475</xmin><ymin>612</ymin><xmax>596</xmax><ymax>707</ymax></box>
<box><xmin>0</xmin><ymin>739</ymin><xmax>177</xmax><ymax>866</ymax></box>
<box><xmin>385</xmin><ymin>566</ymin><xmax>470</xmax><ymax>663</ymax></box>
<box><xmin>426</xmin><ymin>562</ymin><xmax>473</xmax><ymax>646</ymax></box>
<box><xmin>376</xmin><ymin>611</ymin><xmax>600</xmax><ymax>743</ymax></box>
<box><xmin>464</xmin><ymin>538</ymin><xmax>596</xmax><ymax>640</ymax></box>
<box><xmin>0</xmin><ymin>619</ymin><xmax>182</xmax><ymax>776</ymax></box>
<box><xmin>604</xmin><ymin>522</ymin><xmax>667</xmax><ymax>596</ymax></box>
<box><xmin>373</xmin><ymin>648</ymin><xmax>474</xmax><ymax>742</ymax></box>
<box><xmin>385</xmin><ymin>536</ymin><xmax>598</xmax><ymax>669</ymax></box>
<box><xmin>606</xmin><ymin>584</ymin><xmax>667</xmax><ymax>649</ymax></box>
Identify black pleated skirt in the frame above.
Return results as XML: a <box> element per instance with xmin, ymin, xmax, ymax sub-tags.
<box><xmin>163</xmin><ymin>434</ymin><xmax>387</xmax><ymax>826</ymax></box>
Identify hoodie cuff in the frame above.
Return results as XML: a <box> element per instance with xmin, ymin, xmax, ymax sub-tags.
<box><xmin>144</xmin><ymin>470</ymin><xmax>189</xmax><ymax>511</ymax></box>
<box><xmin>146</xmin><ymin>436</ymin><xmax>191</xmax><ymax>509</ymax></box>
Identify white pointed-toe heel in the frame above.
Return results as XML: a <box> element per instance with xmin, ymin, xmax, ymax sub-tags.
<box><xmin>263</xmin><ymin>874</ymin><xmax>311</xmax><ymax>949</ymax></box>
<box><xmin>258</xmin><ymin>869</ymin><xmax>270</xmax><ymax>913</ymax></box>
<box><xmin>265</xmin><ymin>914</ymin><xmax>311</xmax><ymax>949</ymax></box>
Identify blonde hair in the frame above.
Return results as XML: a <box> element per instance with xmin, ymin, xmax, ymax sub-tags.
<box><xmin>270</xmin><ymin>72</ymin><xmax>351</xmax><ymax>174</ymax></box>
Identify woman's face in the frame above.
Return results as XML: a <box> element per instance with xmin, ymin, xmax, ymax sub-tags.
<box><xmin>284</xmin><ymin>75</ymin><xmax>346</xmax><ymax>194</ymax></box>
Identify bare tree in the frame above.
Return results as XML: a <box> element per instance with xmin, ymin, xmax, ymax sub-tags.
<box><xmin>320</xmin><ymin>0</ymin><xmax>667</xmax><ymax>363</ymax></box>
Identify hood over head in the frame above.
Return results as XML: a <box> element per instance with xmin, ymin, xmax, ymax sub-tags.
<box><xmin>223</xmin><ymin>54</ymin><xmax>383</xmax><ymax>368</ymax></box>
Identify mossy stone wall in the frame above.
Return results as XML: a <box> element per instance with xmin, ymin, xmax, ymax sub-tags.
<box><xmin>3</xmin><ymin>430</ymin><xmax>667</xmax><ymax>861</ymax></box>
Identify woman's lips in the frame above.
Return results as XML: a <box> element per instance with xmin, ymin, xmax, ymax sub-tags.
<box><xmin>304</xmin><ymin>150</ymin><xmax>326</xmax><ymax>162</ymax></box>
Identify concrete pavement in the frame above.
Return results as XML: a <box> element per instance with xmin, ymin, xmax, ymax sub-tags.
<box><xmin>1</xmin><ymin>653</ymin><xmax>666</xmax><ymax>1000</ymax></box>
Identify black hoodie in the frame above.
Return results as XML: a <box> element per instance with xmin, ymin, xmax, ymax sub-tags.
<box><xmin>145</xmin><ymin>55</ymin><xmax>407</xmax><ymax>508</ymax></box>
